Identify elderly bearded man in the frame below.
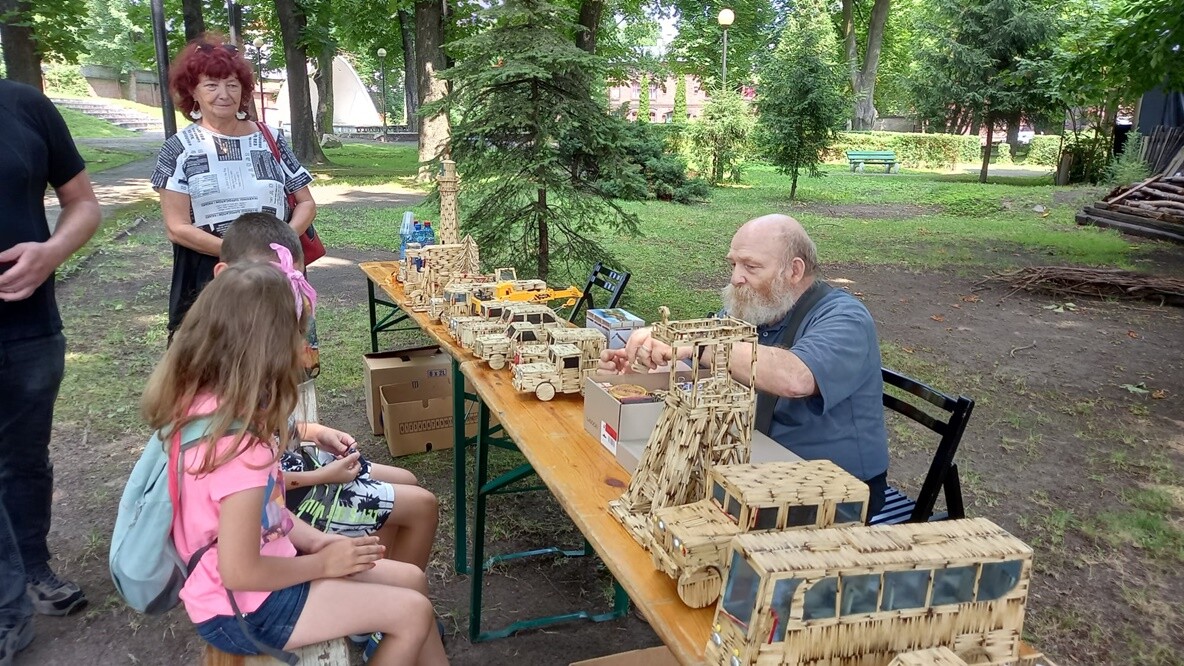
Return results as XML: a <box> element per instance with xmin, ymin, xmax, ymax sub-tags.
<box><xmin>599</xmin><ymin>214</ymin><xmax>890</xmax><ymax>519</ymax></box>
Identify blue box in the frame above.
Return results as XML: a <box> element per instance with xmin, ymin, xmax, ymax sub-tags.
<box><xmin>586</xmin><ymin>308</ymin><xmax>646</xmax><ymax>350</ymax></box>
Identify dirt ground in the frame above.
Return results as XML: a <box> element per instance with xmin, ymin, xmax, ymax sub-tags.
<box><xmin>13</xmin><ymin>179</ymin><xmax>1184</xmax><ymax>665</ymax></box>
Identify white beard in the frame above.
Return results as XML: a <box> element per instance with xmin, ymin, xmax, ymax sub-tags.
<box><xmin>721</xmin><ymin>279</ymin><xmax>797</xmax><ymax>326</ymax></box>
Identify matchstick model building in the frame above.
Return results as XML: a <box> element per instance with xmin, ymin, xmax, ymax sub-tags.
<box><xmin>649</xmin><ymin>460</ymin><xmax>870</xmax><ymax>608</ymax></box>
<box><xmin>705</xmin><ymin>518</ymin><xmax>1051</xmax><ymax>666</ymax></box>
<box><xmin>609</xmin><ymin>307</ymin><xmax>758</xmax><ymax>548</ymax></box>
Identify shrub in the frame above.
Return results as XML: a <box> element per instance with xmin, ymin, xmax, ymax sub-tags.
<box><xmin>825</xmin><ymin>131</ymin><xmax>980</xmax><ymax>169</ymax></box>
<box><xmin>596</xmin><ymin>119</ymin><xmax>710</xmax><ymax>203</ymax></box>
<box><xmin>1104</xmin><ymin>135</ymin><xmax>1150</xmax><ymax>186</ymax></box>
<box><xmin>43</xmin><ymin>64</ymin><xmax>92</xmax><ymax>97</ymax></box>
<box><xmin>1022</xmin><ymin>135</ymin><xmax>1062</xmax><ymax>166</ymax></box>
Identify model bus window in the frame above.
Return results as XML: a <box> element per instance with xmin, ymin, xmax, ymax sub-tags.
<box><xmin>931</xmin><ymin>565</ymin><xmax>977</xmax><ymax>606</ymax></box>
<box><xmin>712</xmin><ymin>482</ymin><xmax>727</xmax><ymax>509</ymax></box>
<box><xmin>787</xmin><ymin>505</ymin><xmax>818</xmax><ymax>528</ymax></box>
<box><xmin>977</xmin><ymin>560</ymin><xmax>1022</xmax><ymax>602</ymax></box>
<box><xmin>834</xmin><ymin>501</ymin><xmax>864</xmax><ymax>524</ymax></box>
<box><xmin>802</xmin><ymin>577</ymin><xmax>838</xmax><ymax>620</ymax></box>
<box><xmin>721</xmin><ymin>551</ymin><xmax>761</xmax><ymax>629</ymax></box>
<box><xmin>726</xmin><ymin>495</ymin><xmax>742</xmax><ymax>523</ymax></box>
<box><xmin>562</xmin><ymin>354</ymin><xmax>579</xmax><ymax>369</ymax></box>
<box><xmin>881</xmin><ymin>569</ymin><xmax>931</xmax><ymax>611</ymax></box>
<box><xmin>769</xmin><ymin>578</ymin><xmax>802</xmax><ymax>642</ymax></box>
<box><xmin>840</xmin><ymin>573</ymin><xmax>881</xmax><ymax>616</ymax></box>
<box><xmin>753</xmin><ymin>506</ymin><xmax>779</xmax><ymax>530</ymax></box>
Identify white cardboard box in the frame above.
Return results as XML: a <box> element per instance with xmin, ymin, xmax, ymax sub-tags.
<box><xmin>586</xmin><ymin>308</ymin><xmax>646</xmax><ymax>350</ymax></box>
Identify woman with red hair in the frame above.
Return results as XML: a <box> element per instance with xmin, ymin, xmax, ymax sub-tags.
<box><xmin>150</xmin><ymin>33</ymin><xmax>317</xmax><ymax>343</ymax></box>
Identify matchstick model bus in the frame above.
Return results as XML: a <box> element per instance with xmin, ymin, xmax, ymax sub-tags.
<box><xmin>650</xmin><ymin>460</ymin><xmax>869</xmax><ymax>608</ymax></box>
<box><xmin>706</xmin><ymin>518</ymin><xmax>1041</xmax><ymax>666</ymax></box>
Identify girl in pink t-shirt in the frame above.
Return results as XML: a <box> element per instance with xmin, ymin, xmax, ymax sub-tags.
<box><xmin>141</xmin><ymin>262</ymin><xmax>447</xmax><ymax>665</ymax></box>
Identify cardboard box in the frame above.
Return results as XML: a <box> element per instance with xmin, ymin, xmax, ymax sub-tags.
<box><xmin>380</xmin><ymin>377</ymin><xmax>500</xmax><ymax>457</ymax></box>
<box><xmin>586</xmin><ymin>308</ymin><xmax>646</xmax><ymax>350</ymax></box>
<box><xmin>586</xmin><ymin>373</ymin><xmax>803</xmax><ymax>474</ymax></box>
<box><xmin>583</xmin><ymin>372</ymin><xmax>687</xmax><ymax>455</ymax></box>
<box><xmin>571</xmin><ymin>646</ymin><xmax>678</xmax><ymax>666</ymax></box>
<box><xmin>363</xmin><ymin>346</ymin><xmax>449</xmax><ymax>434</ymax></box>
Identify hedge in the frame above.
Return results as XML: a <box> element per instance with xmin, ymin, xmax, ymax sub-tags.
<box><xmin>827</xmin><ymin>130</ymin><xmax>1066</xmax><ymax>169</ymax></box>
<box><xmin>825</xmin><ymin>131</ymin><xmax>980</xmax><ymax>169</ymax></box>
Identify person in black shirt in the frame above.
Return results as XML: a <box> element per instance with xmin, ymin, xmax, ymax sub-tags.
<box><xmin>0</xmin><ymin>79</ymin><xmax>101</xmax><ymax>663</ymax></box>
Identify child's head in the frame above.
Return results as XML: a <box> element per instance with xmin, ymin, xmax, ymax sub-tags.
<box><xmin>218</xmin><ymin>212</ymin><xmax>303</xmax><ymax>275</ymax></box>
<box><xmin>143</xmin><ymin>262</ymin><xmax>306</xmax><ymax>471</ymax></box>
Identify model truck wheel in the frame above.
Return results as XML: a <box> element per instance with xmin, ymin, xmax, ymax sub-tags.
<box><xmin>535</xmin><ymin>382</ymin><xmax>556</xmax><ymax>401</ymax></box>
<box><xmin>677</xmin><ymin>566</ymin><xmax>722</xmax><ymax>608</ymax></box>
<box><xmin>488</xmin><ymin>354</ymin><xmax>506</xmax><ymax>370</ymax></box>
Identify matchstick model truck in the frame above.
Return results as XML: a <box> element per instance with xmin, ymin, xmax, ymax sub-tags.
<box><xmin>650</xmin><ymin>460</ymin><xmax>869</xmax><ymax>608</ymax></box>
<box><xmin>472</xmin><ymin>322</ymin><xmax>548</xmax><ymax>370</ymax></box>
<box><xmin>513</xmin><ymin>327</ymin><xmax>607</xmax><ymax>367</ymax></box>
<box><xmin>511</xmin><ymin>336</ymin><xmax>606</xmax><ymax>400</ymax></box>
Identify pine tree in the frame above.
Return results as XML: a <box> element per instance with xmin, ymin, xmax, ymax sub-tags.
<box><xmin>428</xmin><ymin>0</ymin><xmax>638</xmax><ymax>282</ymax></box>
<box><xmin>638</xmin><ymin>73</ymin><xmax>651</xmax><ymax>123</ymax></box>
<box><xmin>673</xmin><ymin>75</ymin><xmax>687</xmax><ymax>124</ymax></box>
<box><xmin>755</xmin><ymin>0</ymin><xmax>849</xmax><ymax>199</ymax></box>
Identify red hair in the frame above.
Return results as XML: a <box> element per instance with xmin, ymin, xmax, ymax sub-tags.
<box><xmin>169</xmin><ymin>33</ymin><xmax>255</xmax><ymax>118</ymax></box>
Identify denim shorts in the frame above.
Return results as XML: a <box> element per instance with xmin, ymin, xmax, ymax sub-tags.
<box><xmin>196</xmin><ymin>582</ymin><xmax>310</xmax><ymax>655</ymax></box>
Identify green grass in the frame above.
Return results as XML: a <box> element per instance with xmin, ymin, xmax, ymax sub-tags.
<box><xmin>314</xmin><ymin>144</ymin><xmax>425</xmax><ymax>187</ymax></box>
<box><xmin>58</xmin><ymin>106</ymin><xmax>136</xmax><ymax>139</ymax></box>
<box><xmin>77</xmin><ymin>145</ymin><xmax>143</xmax><ymax>174</ymax></box>
<box><xmin>51</xmin><ymin>92</ymin><xmax>189</xmax><ymax>131</ymax></box>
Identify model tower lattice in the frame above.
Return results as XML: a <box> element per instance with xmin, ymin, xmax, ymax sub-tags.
<box><xmin>608</xmin><ymin>307</ymin><xmax>758</xmax><ymax>549</ymax></box>
<box><xmin>403</xmin><ymin>161</ymin><xmax>481</xmax><ymax>310</ymax></box>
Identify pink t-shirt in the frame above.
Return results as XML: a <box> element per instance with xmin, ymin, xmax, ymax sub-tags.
<box><xmin>170</xmin><ymin>401</ymin><xmax>296</xmax><ymax>624</ymax></box>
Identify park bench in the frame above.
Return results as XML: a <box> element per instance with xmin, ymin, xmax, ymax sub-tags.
<box><xmin>846</xmin><ymin>150</ymin><xmax>899</xmax><ymax>173</ymax></box>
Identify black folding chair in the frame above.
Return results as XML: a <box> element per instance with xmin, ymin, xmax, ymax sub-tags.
<box><xmin>565</xmin><ymin>262</ymin><xmax>631</xmax><ymax>324</ymax></box>
<box><xmin>870</xmin><ymin>368</ymin><xmax>975</xmax><ymax>525</ymax></box>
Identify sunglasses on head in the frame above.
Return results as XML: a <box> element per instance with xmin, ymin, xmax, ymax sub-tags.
<box><xmin>197</xmin><ymin>43</ymin><xmax>239</xmax><ymax>54</ymax></box>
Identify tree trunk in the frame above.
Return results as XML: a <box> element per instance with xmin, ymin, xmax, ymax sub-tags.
<box><xmin>575</xmin><ymin>0</ymin><xmax>603</xmax><ymax>54</ymax></box>
<box><xmin>790</xmin><ymin>166</ymin><xmax>800</xmax><ymax>200</ymax></box>
<box><xmin>275</xmin><ymin>0</ymin><xmax>328</xmax><ymax>165</ymax></box>
<box><xmin>314</xmin><ymin>42</ymin><xmax>334</xmax><ymax>137</ymax></box>
<box><xmin>398</xmin><ymin>9</ymin><xmax>419</xmax><ymax>132</ymax></box>
<box><xmin>1005</xmin><ymin>112</ymin><xmax>1021</xmax><ymax>158</ymax></box>
<box><xmin>416</xmin><ymin>0</ymin><xmax>450</xmax><ymax>180</ymax></box>
<box><xmin>181</xmin><ymin>0</ymin><xmax>205</xmax><ymax>42</ymax></box>
<box><xmin>537</xmin><ymin>189</ymin><xmax>550</xmax><ymax>281</ymax></box>
<box><xmin>979</xmin><ymin>110</ymin><xmax>993</xmax><ymax>183</ymax></box>
<box><xmin>842</xmin><ymin>0</ymin><xmax>891</xmax><ymax>130</ymax></box>
<box><xmin>0</xmin><ymin>0</ymin><xmax>42</xmax><ymax>90</ymax></box>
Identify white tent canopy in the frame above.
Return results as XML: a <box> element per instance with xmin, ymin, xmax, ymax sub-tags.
<box><xmin>271</xmin><ymin>55</ymin><xmax>381</xmax><ymax>130</ymax></box>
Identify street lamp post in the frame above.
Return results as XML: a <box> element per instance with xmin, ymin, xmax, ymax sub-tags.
<box><xmin>718</xmin><ymin>8</ymin><xmax>734</xmax><ymax>91</ymax></box>
<box><xmin>377</xmin><ymin>48</ymin><xmax>388</xmax><ymax>141</ymax></box>
<box><xmin>252</xmin><ymin>37</ymin><xmax>266</xmax><ymax>123</ymax></box>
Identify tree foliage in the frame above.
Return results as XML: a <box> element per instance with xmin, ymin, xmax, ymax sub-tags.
<box><xmin>429</xmin><ymin>0</ymin><xmax>639</xmax><ymax>282</ymax></box>
<box><xmin>907</xmin><ymin>0</ymin><xmax>1057</xmax><ymax>182</ymax></box>
<box><xmin>673</xmin><ymin>73</ymin><xmax>687</xmax><ymax>123</ymax></box>
<box><xmin>662</xmin><ymin>0</ymin><xmax>781</xmax><ymax>88</ymax></box>
<box><xmin>756</xmin><ymin>0</ymin><xmax>849</xmax><ymax>199</ymax></box>
<box><xmin>687</xmin><ymin>89</ymin><xmax>754</xmax><ymax>183</ymax></box>
<box><xmin>638</xmin><ymin>72</ymin><xmax>651</xmax><ymax>122</ymax></box>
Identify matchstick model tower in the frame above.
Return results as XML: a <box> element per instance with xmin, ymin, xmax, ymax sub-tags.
<box><xmin>436</xmin><ymin>159</ymin><xmax>460</xmax><ymax>244</ymax></box>
<box><xmin>609</xmin><ymin>307</ymin><xmax>758</xmax><ymax>548</ymax></box>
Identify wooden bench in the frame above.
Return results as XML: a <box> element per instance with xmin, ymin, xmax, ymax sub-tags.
<box><xmin>201</xmin><ymin>638</ymin><xmax>350</xmax><ymax>665</ymax></box>
<box><xmin>846</xmin><ymin>150</ymin><xmax>899</xmax><ymax>173</ymax></box>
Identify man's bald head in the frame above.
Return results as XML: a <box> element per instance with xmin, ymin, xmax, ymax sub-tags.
<box><xmin>735</xmin><ymin>214</ymin><xmax>819</xmax><ymax>277</ymax></box>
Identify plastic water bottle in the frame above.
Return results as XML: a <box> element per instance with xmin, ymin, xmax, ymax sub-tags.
<box><xmin>421</xmin><ymin>221</ymin><xmax>436</xmax><ymax>247</ymax></box>
<box><xmin>398</xmin><ymin>212</ymin><xmax>415</xmax><ymax>259</ymax></box>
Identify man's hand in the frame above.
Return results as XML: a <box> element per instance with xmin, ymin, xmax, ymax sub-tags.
<box><xmin>0</xmin><ymin>242</ymin><xmax>62</xmax><ymax>302</ymax></box>
<box><xmin>309</xmin><ymin>424</ymin><xmax>355</xmax><ymax>456</ymax></box>
<box><xmin>597</xmin><ymin>327</ymin><xmax>678</xmax><ymax>373</ymax></box>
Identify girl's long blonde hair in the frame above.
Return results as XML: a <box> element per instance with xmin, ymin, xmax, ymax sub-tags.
<box><xmin>142</xmin><ymin>262</ymin><xmax>306</xmax><ymax>473</ymax></box>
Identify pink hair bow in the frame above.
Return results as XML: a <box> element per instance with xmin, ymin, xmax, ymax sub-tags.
<box><xmin>270</xmin><ymin>243</ymin><xmax>317</xmax><ymax>318</ymax></box>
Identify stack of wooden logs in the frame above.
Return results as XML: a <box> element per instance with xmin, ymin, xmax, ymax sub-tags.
<box><xmin>1077</xmin><ymin>173</ymin><xmax>1184</xmax><ymax>244</ymax></box>
<box><xmin>1142</xmin><ymin>126</ymin><xmax>1184</xmax><ymax>175</ymax></box>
